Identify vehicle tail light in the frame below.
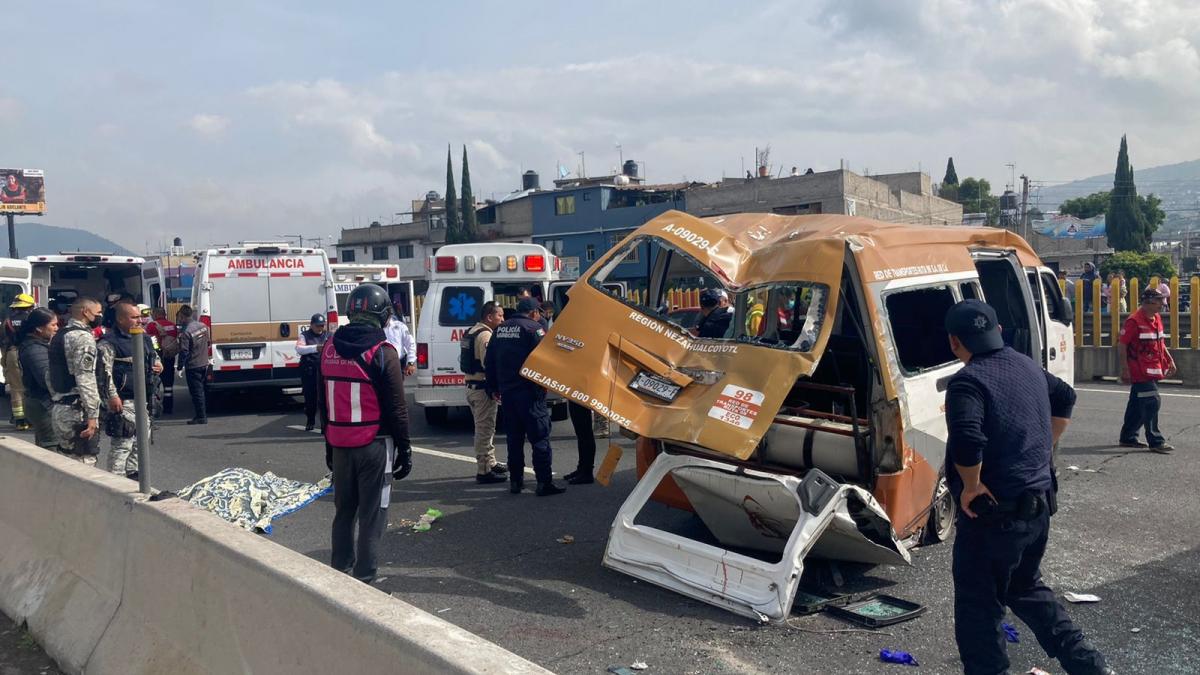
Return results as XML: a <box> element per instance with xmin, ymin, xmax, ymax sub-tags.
<box><xmin>554</xmin><ymin>257</ymin><xmax>562</xmax><ymax>272</ymax></box>
<box><xmin>523</xmin><ymin>255</ymin><xmax>545</xmax><ymax>272</ymax></box>
<box><xmin>327</xmin><ymin>310</ymin><xmax>338</xmax><ymax>326</ymax></box>
<box><xmin>386</xmin><ymin>267</ymin><xmax>398</xmax><ymax>278</ymax></box>
<box><xmin>506</xmin><ymin>255</ymin><xmax>518</xmax><ymax>271</ymax></box>
<box><xmin>417</xmin><ymin>343</ymin><xmax>429</xmax><ymax>369</ymax></box>
<box><xmin>435</xmin><ymin>256</ymin><xmax>457</xmax><ymax>272</ymax></box>
<box><xmin>463</xmin><ymin>255</ymin><xmax>476</xmax><ymax>272</ymax></box>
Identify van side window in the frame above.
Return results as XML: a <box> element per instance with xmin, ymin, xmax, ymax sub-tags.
<box><xmin>959</xmin><ymin>282</ymin><xmax>979</xmax><ymax>300</ymax></box>
<box><xmin>438</xmin><ymin>286</ymin><xmax>484</xmax><ymax>327</ymax></box>
<box><xmin>885</xmin><ymin>286</ymin><xmax>957</xmax><ymax>373</ymax></box>
<box><xmin>1041</xmin><ymin>272</ymin><xmax>1069</xmax><ymax>324</ymax></box>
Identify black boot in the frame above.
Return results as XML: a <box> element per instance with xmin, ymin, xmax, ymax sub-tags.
<box><xmin>536</xmin><ymin>481</ymin><xmax>566</xmax><ymax>497</ymax></box>
<box><xmin>304</xmin><ymin>419</ymin><xmax>315</xmax><ymax>432</ymax></box>
<box><xmin>567</xmin><ymin>471</ymin><xmax>594</xmax><ymax>485</ymax></box>
<box><xmin>509</xmin><ymin>477</ymin><xmax>524</xmax><ymax>494</ymax></box>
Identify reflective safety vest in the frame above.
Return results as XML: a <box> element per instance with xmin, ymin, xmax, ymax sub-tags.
<box><xmin>320</xmin><ymin>339</ymin><xmax>386</xmax><ymax>448</ymax></box>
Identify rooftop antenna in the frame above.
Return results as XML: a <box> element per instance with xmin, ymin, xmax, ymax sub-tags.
<box><xmin>578</xmin><ymin>151</ymin><xmax>586</xmax><ymax>179</ymax></box>
<box><xmin>616</xmin><ymin>142</ymin><xmax>623</xmax><ymax>166</ymax></box>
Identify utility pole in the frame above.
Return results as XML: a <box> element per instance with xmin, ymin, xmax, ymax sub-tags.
<box><xmin>1019</xmin><ymin>174</ymin><xmax>1030</xmax><ymax>240</ymax></box>
<box><xmin>6</xmin><ymin>214</ymin><xmax>15</xmax><ymax>258</ymax></box>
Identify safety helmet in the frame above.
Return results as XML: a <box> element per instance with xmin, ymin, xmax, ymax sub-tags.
<box><xmin>346</xmin><ymin>283</ymin><xmax>392</xmax><ymax>323</ymax></box>
<box><xmin>9</xmin><ymin>293</ymin><xmax>34</xmax><ymax>309</ymax></box>
<box><xmin>137</xmin><ymin>303</ymin><xmax>152</xmax><ymax>317</ymax></box>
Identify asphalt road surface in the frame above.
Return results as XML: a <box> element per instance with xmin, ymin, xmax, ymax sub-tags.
<box><xmin>4</xmin><ymin>382</ymin><xmax>1199</xmax><ymax>674</ymax></box>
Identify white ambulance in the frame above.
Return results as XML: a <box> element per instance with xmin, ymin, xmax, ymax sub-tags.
<box><xmin>28</xmin><ymin>253</ymin><xmax>164</xmax><ymax>310</ymax></box>
<box><xmin>330</xmin><ymin>263</ymin><xmax>415</xmax><ymax>330</ymax></box>
<box><xmin>192</xmin><ymin>243</ymin><xmax>336</xmax><ymax>391</ymax></box>
<box><xmin>415</xmin><ymin>242</ymin><xmax>573</xmax><ymax>425</ymax></box>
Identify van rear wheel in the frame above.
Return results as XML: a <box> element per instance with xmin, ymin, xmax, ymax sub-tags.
<box><xmin>923</xmin><ymin>474</ymin><xmax>955</xmax><ymax>544</ymax></box>
<box><xmin>423</xmin><ymin>406</ymin><xmax>449</xmax><ymax>426</ymax></box>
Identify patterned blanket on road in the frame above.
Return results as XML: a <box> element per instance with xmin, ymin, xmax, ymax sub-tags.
<box><xmin>178</xmin><ymin>467</ymin><xmax>332</xmax><ymax>533</ymax></box>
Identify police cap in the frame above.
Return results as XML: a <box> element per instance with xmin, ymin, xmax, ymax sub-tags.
<box><xmin>944</xmin><ymin>299</ymin><xmax>1004</xmax><ymax>354</ymax></box>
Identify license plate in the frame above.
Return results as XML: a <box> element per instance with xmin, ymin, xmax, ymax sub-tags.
<box><xmin>629</xmin><ymin>371</ymin><xmax>681</xmax><ymax>403</ymax></box>
<box><xmin>229</xmin><ymin>348</ymin><xmax>255</xmax><ymax>360</ymax></box>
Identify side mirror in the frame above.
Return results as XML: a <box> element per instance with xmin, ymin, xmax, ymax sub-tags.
<box><xmin>1058</xmin><ymin>298</ymin><xmax>1073</xmax><ymax>326</ymax></box>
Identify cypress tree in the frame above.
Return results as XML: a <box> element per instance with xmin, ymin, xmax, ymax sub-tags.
<box><xmin>1106</xmin><ymin>135</ymin><xmax>1149</xmax><ymax>252</ymax></box>
<box><xmin>444</xmin><ymin>145</ymin><xmax>461</xmax><ymax>244</ymax></box>
<box><xmin>460</xmin><ymin>145</ymin><xmax>479</xmax><ymax>243</ymax></box>
<box><xmin>943</xmin><ymin>157</ymin><xmax>958</xmax><ymax>185</ymax></box>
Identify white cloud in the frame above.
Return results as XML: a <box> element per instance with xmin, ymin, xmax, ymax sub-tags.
<box><xmin>0</xmin><ymin>97</ymin><xmax>19</xmax><ymax>122</ymax></box>
<box><xmin>187</xmin><ymin>113</ymin><xmax>231</xmax><ymax>137</ymax></box>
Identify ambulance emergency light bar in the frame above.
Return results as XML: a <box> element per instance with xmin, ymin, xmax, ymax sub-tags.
<box><xmin>433</xmin><ymin>254</ymin><xmax>554</xmax><ymax>274</ymax></box>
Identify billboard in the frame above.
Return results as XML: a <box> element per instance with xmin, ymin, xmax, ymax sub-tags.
<box><xmin>0</xmin><ymin>168</ymin><xmax>45</xmax><ymax>215</ymax></box>
<box><xmin>1032</xmin><ymin>214</ymin><xmax>1106</xmax><ymax>239</ymax></box>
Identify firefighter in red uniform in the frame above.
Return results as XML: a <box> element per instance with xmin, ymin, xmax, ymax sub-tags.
<box><xmin>1118</xmin><ymin>287</ymin><xmax>1177</xmax><ymax>453</ymax></box>
<box><xmin>320</xmin><ymin>283</ymin><xmax>412</xmax><ymax>583</ymax></box>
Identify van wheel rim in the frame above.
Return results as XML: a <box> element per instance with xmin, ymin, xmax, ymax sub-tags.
<box><xmin>932</xmin><ymin>477</ymin><xmax>954</xmax><ymax>540</ymax></box>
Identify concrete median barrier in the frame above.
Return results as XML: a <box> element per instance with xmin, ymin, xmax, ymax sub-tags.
<box><xmin>0</xmin><ymin>437</ymin><xmax>552</xmax><ymax>675</ymax></box>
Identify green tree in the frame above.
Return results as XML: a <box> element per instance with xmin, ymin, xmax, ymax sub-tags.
<box><xmin>1099</xmin><ymin>251</ymin><xmax>1177</xmax><ymax>285</ymax></box>
<box><xmin>1059</xmin><ymin>189</ymin><xmax>1165</xmax><ymax>232</ymax></box>
<box><xmin>1106</xmin><ymin>135</ymin><xmax>1151</xmax><ymax>252</ymax></box>
<box><xmin>460</xmin><ymin>145</ymin><xmax>479</xmax><ymax>243</ymax></box>
<box><xmin>1059</xmin><ymin>191</ymin><xmax>1109</xmax><ymax>219</ymax></box>
<box><xmin>956</xmin><ymin>177</ymin><xmax>999</xmax><ymax>223</ymax></box>
<box><xmin>942</xmin><ymin>157</ymin><xmax>958</xmax><ymax>186</ymax></box>
<box><xmin>444</xmin><ymin>145</ymin><xmax>461</xmax><ymax>244</ymax></box>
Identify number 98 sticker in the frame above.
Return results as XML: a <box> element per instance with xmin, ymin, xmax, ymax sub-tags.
<box><xmin>707</xmin><ymin>385</ymin><xmax>765</xmax><ymax>430</ymax></box>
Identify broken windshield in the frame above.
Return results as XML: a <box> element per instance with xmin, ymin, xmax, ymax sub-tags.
<box><xmin>587</xmin><ymin>235</ymin><xmax>828</xmax><ymax>352</ymax></box>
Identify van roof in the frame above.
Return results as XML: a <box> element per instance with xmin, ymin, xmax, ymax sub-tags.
<box><xmin>615</xmin><ymin>211</ymin><xmax>1040</xmax><ymax>291</ymax></box>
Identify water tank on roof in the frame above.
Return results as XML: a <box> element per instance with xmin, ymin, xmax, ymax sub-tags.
<box><xmin>426</xmin><ymin>190</ymin><xmax>441</xmax><ymax>202</ymax></box>
<box><xmin>613</xmin><ymin>174</ymin><xmax>631</xmax><ymax>186</ymax></box>
<box><xmin>173</xmin><ymin>237</ymin><xmax>182</xmax><ymax>247</ymax></box>
<box><xmin>522</xmin><ymin>170</ymin><xmax>540</xmax><ymax>191</ymax></box>
<box><xmin>999</xmin><ymin>190</ymin><xmax>1019</xmax><ymax>212</ymax></box>
<box><xmin>622</xmin><ymin>160</ymin><xmax>638</xmax><ymax>178</ymax></box>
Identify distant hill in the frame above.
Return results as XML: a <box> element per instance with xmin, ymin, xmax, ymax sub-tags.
<box><xmin>3</xmin><ymin>222</ymin><xmax>135</xmax><ymax>257</ymax></box>
<box><xmin>1037</xmin><ymin>159</ymin><xmax>1200</xmax><ymax>236</ymax></box>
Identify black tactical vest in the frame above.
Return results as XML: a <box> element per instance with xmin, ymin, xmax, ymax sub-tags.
<box><xmin>49</xmin><ymin>325</ymin><xmax>90</xmax><ymax>395</ymax></box>
<box><xmin>459</xmin><ymin>324</ymin><xmax>489</xmax><ymax>375</ymax></box>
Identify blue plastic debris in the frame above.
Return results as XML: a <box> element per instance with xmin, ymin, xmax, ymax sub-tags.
<box><xmin>880</xmin><ymin>649</ymin><xmax>919</xmax><ymax>666</ymax></box>
<box><xmin>1002</xmin><ymin>622</ymin><xmax>1020</xmax><ymax>644</ymax></box>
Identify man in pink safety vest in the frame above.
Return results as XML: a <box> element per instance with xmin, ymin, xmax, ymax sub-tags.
<box><xmin>320</xmin><ymin>283</ymin><xmax>412</xmax><ymax>583</ymax></box>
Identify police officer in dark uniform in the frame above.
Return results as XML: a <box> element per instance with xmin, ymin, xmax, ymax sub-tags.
<box><xmin>944</xmin><ymin>300</ymin><xmax>1111</xmax><ymax>675</ymax></box>
<box><xmin>484</xmin><ymin>297</ymin><xmax>565</xmax><ymax>497</ymax></box>
<box><xmin>295</xmin><ymin>313</ymin><xmax>329</xmax><ymax>431</ymax></box>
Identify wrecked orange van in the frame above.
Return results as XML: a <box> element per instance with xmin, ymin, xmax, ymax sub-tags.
<box><xmin>522</xmin><ymin>210</ymin><xmax>1074</xmax><ymax>622</ymax></box>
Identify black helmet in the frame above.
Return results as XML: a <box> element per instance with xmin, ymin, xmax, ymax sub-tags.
<box><xmin>346</xmin><ymin>283</ymin><xmax>392</xmax><ymax>323</ymax></box>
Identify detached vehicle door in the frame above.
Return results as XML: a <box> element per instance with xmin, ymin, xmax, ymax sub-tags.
<box><xmin>521</xmin><ymin>212</ymin><xmax>844</xmax><ymax>460</ymax></box>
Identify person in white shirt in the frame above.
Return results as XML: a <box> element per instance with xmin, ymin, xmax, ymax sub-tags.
<box><xmin>384</xmin><ymin>298</ymin><xmax>417</xmax><ymax>376</ymax></box>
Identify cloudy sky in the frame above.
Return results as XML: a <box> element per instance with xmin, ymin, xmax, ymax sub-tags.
<box><xmin>5</xmin><ymin>0</ymin><xmax>1199</xmax><ymax>251</ymax></box>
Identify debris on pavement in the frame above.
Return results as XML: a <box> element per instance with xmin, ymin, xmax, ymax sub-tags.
<box><xmin>607</xmin><ymin>668</ymin><xmax>635</xmax><ymax>675</ymax></box>
<box><xmin>412</xmin><ymin>508</ymin><xmax>444</xmax><ymax>532</ymax></box>
<box><xmin>879</xmin><ymin>649</ymin><xmax>919</xmax><ymax>666</ymax></box>
<box><xmin>1028</xmin><ymin>668</ymin><xmax>1051</xmax><ymax>675</ymax></box>
<box><xmin>1002</xmin><ymin>622</ymin><xmax>1020</xmax><ymax>643</ymax></box>
<box><xmin>1130</xmin><ymin>627</ymin><xmax>1141</xmax><ymax>633</ymax></box>
<box><xmin>556</xmin><ymin>534</ymin><xmax>575</xmax><ymax>544</ymax></box>
<box><xmin>1063</xmin><ymin>592</ymin><xmax>1101</xmax><ymax>603</ymax></box>
<box><xmin>1065</xmin><ymin>465</ymin><xmax>1100</xmax><ymax>473</ymax></box>
<box><xmin>630</xmin><ymin>662</ymin><xmax>648</xmax><ymax>671</ymax></box>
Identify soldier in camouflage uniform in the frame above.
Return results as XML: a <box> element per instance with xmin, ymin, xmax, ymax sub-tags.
<box><xmin>96</xmin><ymin>301</ymin><xmax>162</xmax><ymax>478</ymax></box>
<box><xmin>49</xmin><ymin>298</ymin><xmax>105</xmax><ymax>464</ymax></box>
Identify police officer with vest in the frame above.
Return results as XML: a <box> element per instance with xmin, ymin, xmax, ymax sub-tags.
<box><xmin>3</xmin><ymin>293</ymin><xmax>35</xmax><ymax>430</ymax></box>
<box><xmin>462</xmin><ymin>301</ymin><xmax>508</xmax><ymax>484</ymax></box>
<box><xmin>320</xmin><ymin>284</ymin><xmax>412</xmax><ymax>584</ymax></box>
<box><xmin>944</xmin><ymin>300</ymin><xmax>1111</xmax><ymax>675</ymax></box>
<box><xmin>49</xmin><ymin>297</ymin><xmax>106</xmax><ymax>463</ymax></box>
<box><xmin>484</xmin><ymin>297</ymin><xmax>565</xmax><ymax>496</ymax></box>
<box><xmin>96</xmin><ymin>301</ymin><xmax>162</xmax><ymax>479</ymax></box>
<box><xmin>295</xmin><ymin>313</ymin><xmax>329</xmax><ymax>431</ymax></box>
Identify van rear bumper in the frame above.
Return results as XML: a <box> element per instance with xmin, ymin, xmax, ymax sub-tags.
<box><xmin>208</xmin><ymin>367</ymin><xmax>302</xmax><ymax>390</ymax></box>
